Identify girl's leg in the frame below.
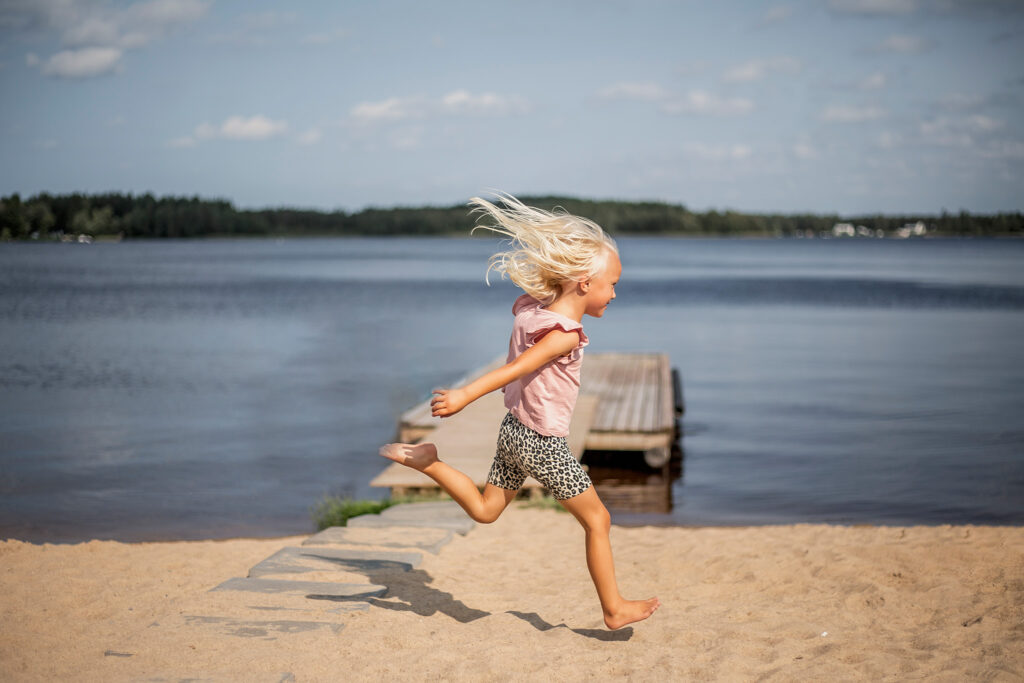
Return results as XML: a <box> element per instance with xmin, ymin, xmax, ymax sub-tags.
<box><xmin>378</xmin><ymin>442</ymin><xmax>517</xmax><ymax>523</ymax></box>
<box><xmin>558</xmin><ymin>486</ymin><xmax>660</xmax><ymax>630</ymax></box>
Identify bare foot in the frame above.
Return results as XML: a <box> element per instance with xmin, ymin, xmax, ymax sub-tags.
<box><xmin>378</xmin><ymin>442</ymin><xmax>438</xmax><ymax>472</ymax></box>
<box><xmin>604</xmin><ymin>597</ymin><xmax>660</xmax><ymax>630</ymax></box>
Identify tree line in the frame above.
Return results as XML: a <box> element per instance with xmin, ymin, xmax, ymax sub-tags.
<box><xmin>1</xmin><ymin>191</ymin><xmax>1021</xmax><ymax>240</ymax></box>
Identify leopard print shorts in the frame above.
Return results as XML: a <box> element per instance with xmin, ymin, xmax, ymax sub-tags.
<box><xmin>487</xmin><ymin>411</ymin><xmax>592</xmax><ymax>501</ymax></box>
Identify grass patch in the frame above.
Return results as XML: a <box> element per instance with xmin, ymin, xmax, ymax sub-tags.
<box><xmin>310</xmin><ymin>492</ymin><xmax>447</xmax><ymax>530</ymax></box>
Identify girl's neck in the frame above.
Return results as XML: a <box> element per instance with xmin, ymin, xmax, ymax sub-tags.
<box><xmin>542</xmin><ymin>292</ymin><xmax>585</xmax><ymax>323</ymax></box>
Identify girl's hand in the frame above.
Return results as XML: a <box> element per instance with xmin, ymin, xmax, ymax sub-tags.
<box><xmin>431</xmin><ymin>387</ymin><xmax>468</xmax><ymax>417</ymax></box>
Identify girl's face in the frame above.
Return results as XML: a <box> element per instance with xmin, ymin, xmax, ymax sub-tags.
<box><xmin>584</xmin><ymin>248</ymin><xmax>621</xmax><ymax>318</ymax></box>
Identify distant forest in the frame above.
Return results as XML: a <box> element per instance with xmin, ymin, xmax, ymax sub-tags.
<box><xmin>1</xmin><ymin>191</ymin><xmax>1021</xmax><ymax>240</ymax></box>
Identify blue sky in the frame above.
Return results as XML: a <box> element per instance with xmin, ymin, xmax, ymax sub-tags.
<box><xmin>1</xmin><ymin>0</ymin><xmax>1022</xmax><ymax>214</ymax></box>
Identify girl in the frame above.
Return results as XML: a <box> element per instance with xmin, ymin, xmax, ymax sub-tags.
<box><xmin>379</xmin><ymin>193</ymin><xmax>660</xmax><ymax>630</ymax></box>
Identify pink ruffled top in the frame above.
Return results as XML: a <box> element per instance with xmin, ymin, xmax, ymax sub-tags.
<box><xmin>501</xmin><ymin>293</ymin><xmax>589</xmax><ymax>437</ymax></box>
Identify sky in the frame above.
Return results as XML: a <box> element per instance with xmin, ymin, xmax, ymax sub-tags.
<box><xmin>1</xmin><ymin>0</ymin><xmax>1022</xmax><ymax>215</ymax></box>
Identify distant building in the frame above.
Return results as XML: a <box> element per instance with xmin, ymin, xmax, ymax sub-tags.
<box><xmin>895</xmin><ymin>221</ymin><xmax>928</xmax><ymax>239</ymax></box>
<box><xmin>831</xmin><ymin>222</ymin><xmax>885</xmax><ymax>238</ymax></box>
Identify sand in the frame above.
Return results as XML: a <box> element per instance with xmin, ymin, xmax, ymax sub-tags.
<box><xmin>1</xmin><ymin>505</ymin><xmax>1022</xmax><ymax>681</ymax></box>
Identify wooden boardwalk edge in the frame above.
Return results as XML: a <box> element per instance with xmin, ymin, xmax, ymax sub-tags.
<box><xmin>375</xmin><ymin>352</ymin><xmax>679</xmax><ymax>494</ymax></box>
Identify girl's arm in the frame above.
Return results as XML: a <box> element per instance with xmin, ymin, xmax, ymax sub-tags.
<box><xmin>430</xmin><ymin>329</ymin><xmax>581</xmax><ymax>417</ymax></box>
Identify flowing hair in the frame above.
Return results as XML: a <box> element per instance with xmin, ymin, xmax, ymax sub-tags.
<box><xmin>468</xmin><ymin>192</ymin><xmax>618</xmax><ymax>305</ymax></box>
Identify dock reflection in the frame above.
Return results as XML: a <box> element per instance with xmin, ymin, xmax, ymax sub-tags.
<box><xmin>582</xmin><ymin>440</ymin><xmax>684</xmax><ymax>514</ymax></box>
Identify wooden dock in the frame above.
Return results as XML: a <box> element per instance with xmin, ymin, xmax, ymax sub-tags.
<box><xmin>372</xmin><ymin>352</ymin><xmax>681</xmax><ymax>498</ymax></box>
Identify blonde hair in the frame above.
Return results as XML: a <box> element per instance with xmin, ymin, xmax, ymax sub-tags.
<box><xmin>468</xmin><ymin>192</ymin><xmax>618</xmax><ymax>305</ymax></box>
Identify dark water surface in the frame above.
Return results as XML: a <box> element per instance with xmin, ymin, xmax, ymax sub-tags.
<box><xmin>1</xmin><ymin>237</ymin><xmax>1022</xmax><ymax>541</ymax></box>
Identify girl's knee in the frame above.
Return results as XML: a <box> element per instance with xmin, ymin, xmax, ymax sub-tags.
<box><xmin>578</xmin><ymin>503</ymin><xmax>611</xmax><ymax>535</ymax></box>
<box><xmin>469</xmin><ymin>507</ymin><xmax>502</xmax><ymax>524</ymax></box>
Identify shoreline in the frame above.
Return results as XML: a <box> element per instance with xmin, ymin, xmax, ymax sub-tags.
<box><xmin>7</xmin><ymin>515</ymin><xmax>1024</xmax><ymax>547</ymax></box>
<box><xmin>2</xmin><ymin>507</ymin><xmax>1021</xmax><ymax>680</ymax></box>
<box><xmin>8</xmin><ymin>517</ymin><xmax>1024</xmax><ymax>547</ymax></box>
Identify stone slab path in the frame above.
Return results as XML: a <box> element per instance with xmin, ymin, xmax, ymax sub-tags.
<box><xmin>188</xmin><ymin>502</ymin><xmax>475</xmax><ymax>639</ymax></box>
<box><xmin>302</xmin><ymin>525</ymin><xmax>454</xmax><ymax>554</ymax></box>
<box><xmin>249</xmin><ymin>546</ymin><xmax>423</xmax><ymax>577</ymax></box>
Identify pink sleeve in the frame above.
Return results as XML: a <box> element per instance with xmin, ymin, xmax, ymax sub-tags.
<box><xmin>526</xmin><ymin>315</ymin><xmax>589</xmax><ymax>350</ymax></box>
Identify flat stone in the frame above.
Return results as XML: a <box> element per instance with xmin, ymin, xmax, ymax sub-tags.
<box><xmin>183</xmin><ymin>614</ymin><xmax>344</xmax><ymax>638</ymax></box>
<box><xmin>344</xmin><ymin>503</ymin><xmax>476</xmax><ymax>535</ymax></box>
<box><xmin>248</xmin><ymin>546</ymin><xmax>421</xmax><ymax>578</ymax></box>
<box><xmin>345</xmin><ymin>515</ymin><xmax>474</xmax><ymax>535</ymax></box>
<box><xmin>211</xmin><ymin>577</ymin><xmax>386</xmax><ymax>600</ymax></box>
<box><xmin>302</xmin><ymin>525</ymin><xmax>454</xmax><ymax>554</ymax></box>
<box><xmin>380</xmin><ymin>501</ymin><xmax>471</xmax><ymax>522</ymax></box>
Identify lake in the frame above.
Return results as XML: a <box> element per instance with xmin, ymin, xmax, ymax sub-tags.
<box><xmin>1</xmin><ymin>236</ymin><xmax>1022</xmax><ymax>542</ymax></box>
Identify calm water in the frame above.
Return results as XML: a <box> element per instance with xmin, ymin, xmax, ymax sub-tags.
<box><xmin>1</xmin><ymin>236</ymin><xmax>1022</xmax><ymax>542</ymax></box>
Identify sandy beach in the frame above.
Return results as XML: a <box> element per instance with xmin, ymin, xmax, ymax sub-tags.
<box><xmin>1</xmin><ymin>504</ymin><xmax>1022</xmax><ymax>681</ymax></box>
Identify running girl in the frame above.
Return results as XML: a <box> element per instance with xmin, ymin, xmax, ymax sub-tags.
<box><xmin>379</xmin><ymin>193</ymin><xmax>660</xmax><ymax>630</ymax></box>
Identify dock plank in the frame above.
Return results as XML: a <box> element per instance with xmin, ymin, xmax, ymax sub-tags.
<box><xmin>659</xmin><ymin>353</ymin><xmax>674</xmax><ymax>430</ymax></box>
<box><xmin>641</xmin><ymin>357</ymin><xmax>661</xmax><ymax>432</ymax></box>
<box><xmin>624</xmin><ymin>354</ymin><xmax>644</xmax><ymax>431</ymax></box>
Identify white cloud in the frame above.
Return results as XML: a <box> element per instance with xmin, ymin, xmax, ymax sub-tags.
<box><xmin>723</xmin><ymin>56</ymin><xmax>801</xmax><ymax>83</ymax></box>
<box><xmin>683</xmin><ymin>143</ymin><xmax>753</xmax><ymax>162</ymax></box>
<box><xmin>873</xmin><ymin>34</ymin><xmax>933</xmax><ymax>53</ymax></box>
<box><xmin>41</xmin><ymin>47</ymin><xmax>123</xmax><ymax>78</ymax></box>
<box><xmin>350</xmin><ymin>91</ymin><xmax>529</xmax><ymax>124</ymax></box>
<box><xmin>440</xmin><ymin>90</ymin><xmax>529</xmax><ymax>115</ymax></box>
<box><xmin>68</xmin><ymin>0</ymin><xmax>207</xmax><ymax>48</ymax></box>
<box><xmin>821</xmin><ymin>105</ymin><xmax>886</xmax><ymax>122</ymax></box>
<box><xmin>351</xmin><ymin>97</ymin><xmax>425</xmax><ymax>124</ymax></box>
<box><xmin>858</xmin><ymin>72</ymin><xmax>887</xmax><ymax>90</ymax></box>
<box><xmin>220</xmin><ymin>115</ymin><xmax>289</xmax><ymax>140</ymax></box>
<box><xmin>966</xmin><ymin>114</ymin><xmax>1003</xmax><ymax>132</ymax></box>
<box><xmin>830</xmin><ymin>0</ymin><xmax>917</xmax><ymax>14</ymax></box>
<box><xmin>663</xmin><ymin>91</ymin><xmax>754</xmax><ymax>116</ymax></box>
<box><xmin>596</xmin><ymin>82</ymin><xmax>668</xmax><ymax>101</ymax></box>
<box><xmin>177</xmin><ymin>115</ymin><xmax>289</xmax><ymax>145</ymax></box>
<box><xmin>11</xmin><ymin>0</ymin><xmax>209</xmax><ymax>79</ymax></box>
<box><xmin>64</xmin><ymin>17</ymin><xmax>121</xmax><ymax>47</ymax></box>
<box><xmin>297</xmin><ymin>127</ymin><xmax>322</xmax><ymax>145</ymax></box>
<box><xmin>918</xmin><ymin>114</ymin><xmax>1004</xmax><ymax>147</ymax></box>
